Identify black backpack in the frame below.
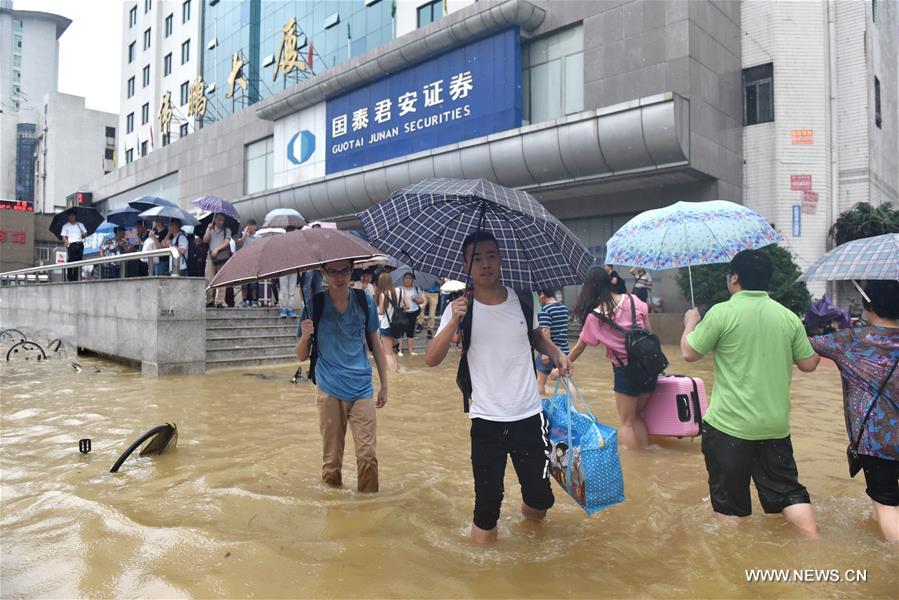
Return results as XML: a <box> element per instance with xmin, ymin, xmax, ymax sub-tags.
<box><xmin>456</xmin><ymin>289</ymin><xmax>536</xmax><ymax>412</ymax></box>
<box><xmin>307</xmin><ymin>289</ymin><xmax>373</xmax><ymax>385</ymax></box>
<box><xmin>593</xmin><ymin>294</ymin><xmax>668</xmax><ymax>388</ymax></box>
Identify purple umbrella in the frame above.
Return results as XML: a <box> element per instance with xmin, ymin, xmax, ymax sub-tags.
<box><xmin>192</xmin><ymin>196</ymin><xmax>240</xmax><ymax>220</ymax></box>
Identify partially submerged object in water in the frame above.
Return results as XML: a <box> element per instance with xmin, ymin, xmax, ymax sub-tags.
<box><xmin>109</xmin><ymin>423</ymin><xmax>178</xmax><ymax>473</ymax></box>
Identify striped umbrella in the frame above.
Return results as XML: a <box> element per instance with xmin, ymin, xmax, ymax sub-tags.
<box><xmin>358</xmin><ymin>178</ymin><xmax>594</xmax><ymax>290</ymax></box>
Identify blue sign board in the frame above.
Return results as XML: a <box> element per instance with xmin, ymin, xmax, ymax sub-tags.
<box><xmin>792</xmin><ymin>205</ymin><xmax>801</xmax><ymax>237</ymax></box>
<box><xmin>325</xmin><ymin>28</ymin><xmax>521</xmax><ymax>175</ymax></box>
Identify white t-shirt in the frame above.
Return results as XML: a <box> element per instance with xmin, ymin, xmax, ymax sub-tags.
<box><xmin>398</xmin><ymin>286</ymin><xmax>422</xmax><ymax>312</ymax></box>
<box><xmin>141</xmin><ymin>235</ymin><xmax>158</xmax><ymax>265</ymax></box>
<box><xmin>377</xmin><ymin>295</ymin><xmax>395</xmax><ymax>330</ymax></box>
<box><xmin>172</xmin><ymin>232</ymin><xmax>189</xmax><ymax>272</ymax></box>
<box><xmin>61</xmin><ymin>222</ymin><xmax>87</xmax><ymax>243</ymax></box>
<box><xmin>436</xmin><ymin>287</ymin><xmax>540</xmax><ymax>422</ymax></box>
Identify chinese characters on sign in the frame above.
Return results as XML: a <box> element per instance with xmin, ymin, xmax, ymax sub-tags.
<box><xmin>158</xmin><ymin>91</ymin><xmax>174</xmax><ymax>136</ymax></box>
<box><xmin>187</xmin><ymin>77</ymin><xmax>207</xmax><ymax>118</ymax></box>
<box><xmin>0</xmin><ymin>200</ymin><xmax>33</xmax><ymax>211</ymax></box>
<box><xmin>0</xmin><ymin>230</ymin><xmax>27</xmax><ymax>243</ymax></box>
<box><xmin>227</xmin><ymin>52</ymin><xmax>248</xmax><ymax>99</ymax></box>
<box><xmin>329</xmin><ymin>71</ymin><xmax>474</xmax><ymax>139</ymax></box>
<box><xmin>790</xmin><ymin>174</ymin><xmax>813</xmax><ymax>191</ymax></box>
<box><xmin>273</xmin><ymin>18</ymin><xmax>306</xmax><ymax>82</ymax></box>
<box><xmin>323</xmin><ymin>29</ymin><xmax>521</xmax><ymax>174</ymax></box>
<box><xmin>802</xmin><ymin>190</ymin><xmax>819</xmax><ymax>215</ymax></box>
<box><xmin>791</xmin><ymin>129</ymin><xmax>814</xmax><ymax>144</ymax></box>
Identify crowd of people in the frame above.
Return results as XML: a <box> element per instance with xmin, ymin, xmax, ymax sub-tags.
<box><xmin>295</xmin><ymin>234</ymin><xmax>898</xmax><ymax>545</ymax></box>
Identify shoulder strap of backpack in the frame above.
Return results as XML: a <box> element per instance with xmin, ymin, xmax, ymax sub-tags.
<box><xmin>627</xmin><ymin>294</ymin><xmax>637</xmax><ymax>331</ymax></box>
<box><xmin>351</xmin><ymin>288</ymin><xmax>373</xmax><ymax>350</ymax></box>
<box><xmin>308</xmin><ymin>292</ymin><xmax>326</xmax><ymax>384</ymax></box>
<box><xmin>515</xmin><ymin>290</ymin><xmax>536</xmax><ymax>349</ymax></box>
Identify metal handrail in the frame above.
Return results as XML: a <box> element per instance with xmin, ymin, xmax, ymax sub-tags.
<box><xmin>0</xmin><ymin>248</ymin><xmax>182</xmax><ymax>282</ymax></box>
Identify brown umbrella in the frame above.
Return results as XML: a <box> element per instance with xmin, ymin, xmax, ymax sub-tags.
<box><xmin>208</xmin><ymin>228</ymin><xmax>384</xmax><ymax>288</ymax></box>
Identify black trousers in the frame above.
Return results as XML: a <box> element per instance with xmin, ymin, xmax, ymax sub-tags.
<box><xmin>66</xmin><ymin>242</ymin><xmax>83</xmax><ymax>281</ymax></box>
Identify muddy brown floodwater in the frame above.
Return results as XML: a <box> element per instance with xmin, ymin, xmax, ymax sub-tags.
<box><xmin>1</xmin><ymin>343</ymin><xmax>896</xmax><ymax>598</ymax></box>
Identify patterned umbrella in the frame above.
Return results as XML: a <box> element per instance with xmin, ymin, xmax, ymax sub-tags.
<box><xmin>128</xmin><ymin>195</ymin><xmax>177</xmax><ymax>213</ymax></box>
<box><xmin>192</xmin><ymin>196</ymin><xmax>240</xmax><ymax>220</ymax></box>
<box><xmin>797</xmin><ymin>233</ymin><xmax>899</xmax><ymax>282</ymax></box>
<box><xmin>358</xmin><ymin>178</ymin><xmax>594</xmax><ymax>290</ymax></box>
<box><xmin>604</xmin><ymin>200</ymin><xmax>782</xmax><ymax>306</ymax></box>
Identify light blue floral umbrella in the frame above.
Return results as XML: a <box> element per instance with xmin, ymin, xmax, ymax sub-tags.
<box><xmin>604</xmin><ymin>200</ymin><xmax>782</xmax><ymax>306</ymax></box>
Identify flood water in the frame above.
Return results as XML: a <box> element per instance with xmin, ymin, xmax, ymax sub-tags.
<box><xmin>1</xmin><ymin>342</ymin><xmax>896</xmax><ymax>598</ymax></box>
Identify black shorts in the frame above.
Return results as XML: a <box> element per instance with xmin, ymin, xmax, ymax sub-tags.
<box><xmin>612</xmin><ymin>365</ymin><xmax>658</xmax><ymax>396</ymax></box>
<box><xmin>470</xmin><ymin>413</ymin><xmax>555</xmax><ymax>530</ymax></box>
<box><xmin>859</xmin><ymin>454</ymin><xmax>899</xmax><ymax>507</ymax></box>
<box><xmin>701</xmin><ymin>423</ymin><xmax>811</xmax><ymax>517</ymax></box>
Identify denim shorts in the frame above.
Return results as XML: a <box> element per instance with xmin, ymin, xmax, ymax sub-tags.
<box><xmin>612</xmin><ymin>365</ymin><xmax>658</xmax><ymax>396</ymax></box>
<box><xmin>379</xmin><ymin>327</ymin><xmax>393</xmax><ymax>338</ymax></box>
<box><xmin>534</xmin><ymin>353</ymin><xmax>555</xmax><ymax>374</ymax></box>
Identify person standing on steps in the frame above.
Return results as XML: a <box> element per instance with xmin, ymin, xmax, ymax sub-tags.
<box><xmin>60</xmin><ymin>209</ymin><xmax>87</xmax><ymax>282</ymax></box>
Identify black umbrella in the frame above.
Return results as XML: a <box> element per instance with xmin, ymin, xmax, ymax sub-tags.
<box><xmin>49</xmin><ymin>206</ymin><xmax>103</xmax><ymax>238</ymax></box>
<box><xmin>128</xmin><ymin>195</ymin><xmax>177</xmax><ymax>213</ymax></box>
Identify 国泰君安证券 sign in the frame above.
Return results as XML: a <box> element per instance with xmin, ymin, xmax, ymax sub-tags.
<box><xmin>324</xmin><ymin>28</ymin><xmax>522</xmax><ymax>175</ymax></box>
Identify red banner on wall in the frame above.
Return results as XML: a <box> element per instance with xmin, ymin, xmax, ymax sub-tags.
<box><xmin>790</xmin><ymin>174</ymin><xmax>813</xmax><ymax>191</ymax></box>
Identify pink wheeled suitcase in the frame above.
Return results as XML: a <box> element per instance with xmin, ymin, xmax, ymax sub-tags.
<box><xmin>641</xmin><ymin>375</ymin><xmax>708</xmax><ymax>438</ymax></box>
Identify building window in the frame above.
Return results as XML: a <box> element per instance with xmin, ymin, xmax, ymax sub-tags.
<box><xmin>126</xmin><ymin>148</ymin><xmax>134</xmax><ymax>163</ymax></box>
<box><xmin>13</xmin><ymin>55</ymin><xmax>21</xmax><ymax>67</ymax></box>
<box><xmin>13</xmin><ymin>70</ymin><xmax>20</xmax><ymax>81</ymax></box>
<box><xmin>179</xmin><ymin>122</ymin><xmax>189</xmax><ymax>138</ymax></box>
<box><xmin>244</xmin><ymin>136</ymin><xmax>274</xmax><ymax>195</ymax></box>
<box><xmin>143</xmin><ymin>28</ymin><xmax>151</xmax><ymax>50</ymax></box>
<box><xmin>874</xmin><ymin>76</ymin><xmax>882</xmax><ymax>129</ymax></box>
<box><xmin>14</xmin><ymin>18</ymin><xmax>23</xmax><ymax>31</ymax></box>
<box><xmin>142</xmin><ymin>103</ymin><xmax>150</xmax><ymax>125</ymax></box>
<box><xmin>128</xmin><ymin>41</ymin><xmax>136</xmax><ymax>63</ymax></box>
<box><xmin>141</xmin><ymin>140</ymin><xmax>148</xmax><ymax>156</ymax></box>
<box><xmin>180</xmin><ymin>80</ymin><xmax>189</xmax><ymax>105</ymax></box>
<box><xmin>104</xmin><ymin>148</ymin><xmax>115</xmax><ymax>160</ymax></box>
<box><xmin>163</xmin><ymin>53</ymin><xmax>172</xmax><ymax>76</ymax></box>
<box><xmin>127</xmin><ymin>76</ymin><xmax>135</xmax><ymax>98</ymax></box>
<box><xmin>181</xmin><ymin>39</ymin><xmax>190</xmax><ymax>64</ymax></box>
<box><xmin>162</xmin><ymin>133</ymin><xmax>170</xmax><ymax>146</ymax></box>
<box><xmin>522</xmin><ymin>25</ymin><xmax>584</xmax><ymax>125</ymax></box>
<box><xmin>105</xmin><ymin>126</ymin><xmax>116</xmax><ymax>138</ymax></box>
<box><xmin>165</xmin><ymin>13</ymin><xmax>173</xmax><ymax>37</ymax></box>
<box><xmin>126</xmin><ymin>113</ymin><xmax>134</xmax><ymax>133</ymax></box>
<box><xmin>14</xmin><ymin>35</ymin><xmax>22</xmax><ymax>50</ymax></box>
<box><xmin>144</xmin><ymin>0</ymin><xmax>152</xmax><ymax>13</ymax></box>
<box><xmin>128</xmin><ymin>6</ymin><xmax>137</xmax><ymax>27</ymax></box>
<box><xmin>417</xmin><ymin>0</ymin><xmax>444</xmax><ymax>28</ymax></box>
<box><xmin>142</xmin><ymin>65</ymin><xmax>150</xmax><ymax>87</ymax></box>
<box><xmin>182</xmin><ymin>0</ymin><xmax>191</xmax><ymax>23</ymax></box>
<box><xmin>743</xmin><ymin>63</ymin><xmax>774</xmax><ymax>126</ymax></box>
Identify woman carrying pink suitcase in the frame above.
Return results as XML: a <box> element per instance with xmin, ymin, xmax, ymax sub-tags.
<box><xmin>564</xmin><ymin>266</ymin><xmax>656</xmax><ymax>451</ymax></box>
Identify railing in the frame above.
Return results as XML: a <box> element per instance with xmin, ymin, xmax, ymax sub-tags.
<box><xmin>0</xmin><ymin>248</ymin><xmax>182</xmax><ymax>285</ymax></box>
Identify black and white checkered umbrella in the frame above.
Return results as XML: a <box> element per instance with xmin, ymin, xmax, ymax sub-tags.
<box><xmin>358</xmin><ymin>178</ymin><xmax>594</xmax><ymax>290</ymax></box>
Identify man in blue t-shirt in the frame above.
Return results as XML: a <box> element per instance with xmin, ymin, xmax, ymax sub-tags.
<box><xmin>296</xmin><ymin>258</ymin><xmax>389</xmax><ymax>493</ymax></box>
<box><xmin>535</xmin><ymin>289</ymin><xmax>570</xmax><ymax>396</ymax></box>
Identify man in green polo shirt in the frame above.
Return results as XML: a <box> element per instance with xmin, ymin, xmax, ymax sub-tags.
<box><xmin>680</xmin><ymin>249</ymin><xmax>820</xmax><ymax>538</ymax></box>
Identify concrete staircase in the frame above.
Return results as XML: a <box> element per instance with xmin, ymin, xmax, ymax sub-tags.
<box><xmin>205</xmin><ymin>306</ymin><xmax>447</xmax><ymax>371</ymax></box>
<box><xmin>205</xmin><ymin>307</ymin><xmax>300</xmax><ymax>370</ymax></box>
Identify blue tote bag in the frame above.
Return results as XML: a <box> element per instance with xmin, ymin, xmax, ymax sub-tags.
<box><xmin>542</xmin><ymin>378</ymin><xmax>625</xmax><ymax>515</ymax></box>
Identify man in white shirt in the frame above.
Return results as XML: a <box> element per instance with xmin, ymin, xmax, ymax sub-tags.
<box><xmin>425</xmin><ymin>230</ymin><xmax>572</xmax><ymax>544</ymax></box>
<box><xmin>60</xmin><ymin>210</ymin><xmax>87</xmax><ymax>281</ymax></box>
<box><xmin>162</xmin><ymin>218</ymin><xmax>189</xmax><ymax>275</ymax></box>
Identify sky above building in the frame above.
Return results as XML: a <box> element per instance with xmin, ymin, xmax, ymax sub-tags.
<box><xmin>14</xmin><ymin>0</ymin><xmax>121</xmax><ymax>114</ymax></box>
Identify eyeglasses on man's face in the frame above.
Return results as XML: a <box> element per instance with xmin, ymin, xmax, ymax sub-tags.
<box><xmin>322</xmin><ymin>266</ymin><xmax>352</xmax><ymax>277</ymax></box>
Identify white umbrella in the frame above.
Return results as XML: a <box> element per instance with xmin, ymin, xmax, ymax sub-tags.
<box><xmin>441</xmin><ymin>280</ymin><xmax>466</xmax><ymax>293</ymax></box>
<box><xmin>254</xmin><ymin>227</ymin><xmax>286</xmax><ymax>238</ymax></box>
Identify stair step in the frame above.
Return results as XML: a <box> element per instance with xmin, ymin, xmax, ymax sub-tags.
<box><xmin>206</xmin><ymin>325</ymin><xmax>297</xmax><ymax>339</ymax></box>
<box><xmin>206</xmin><ymin>343</ymin><xmax>297</xmax><ymax>360</ymax></box>
<box><xmin>205</xmin><ymin>316</ymin><xmax>299</xmax><ymax>328</ymax></box>
<box><xmin>207</xmin><ymin>335</ymin><xmax>297</xmax><ymax>350</ymax></box>
<box><xmin>205</xmin><ymin>354</ymin><xmax>298</xmax><ymax>370</ymax></box>
<box><xmin>205</xmin><ymin>307</ymin><xmax>283</xmax><ymax>316</ymax></box>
